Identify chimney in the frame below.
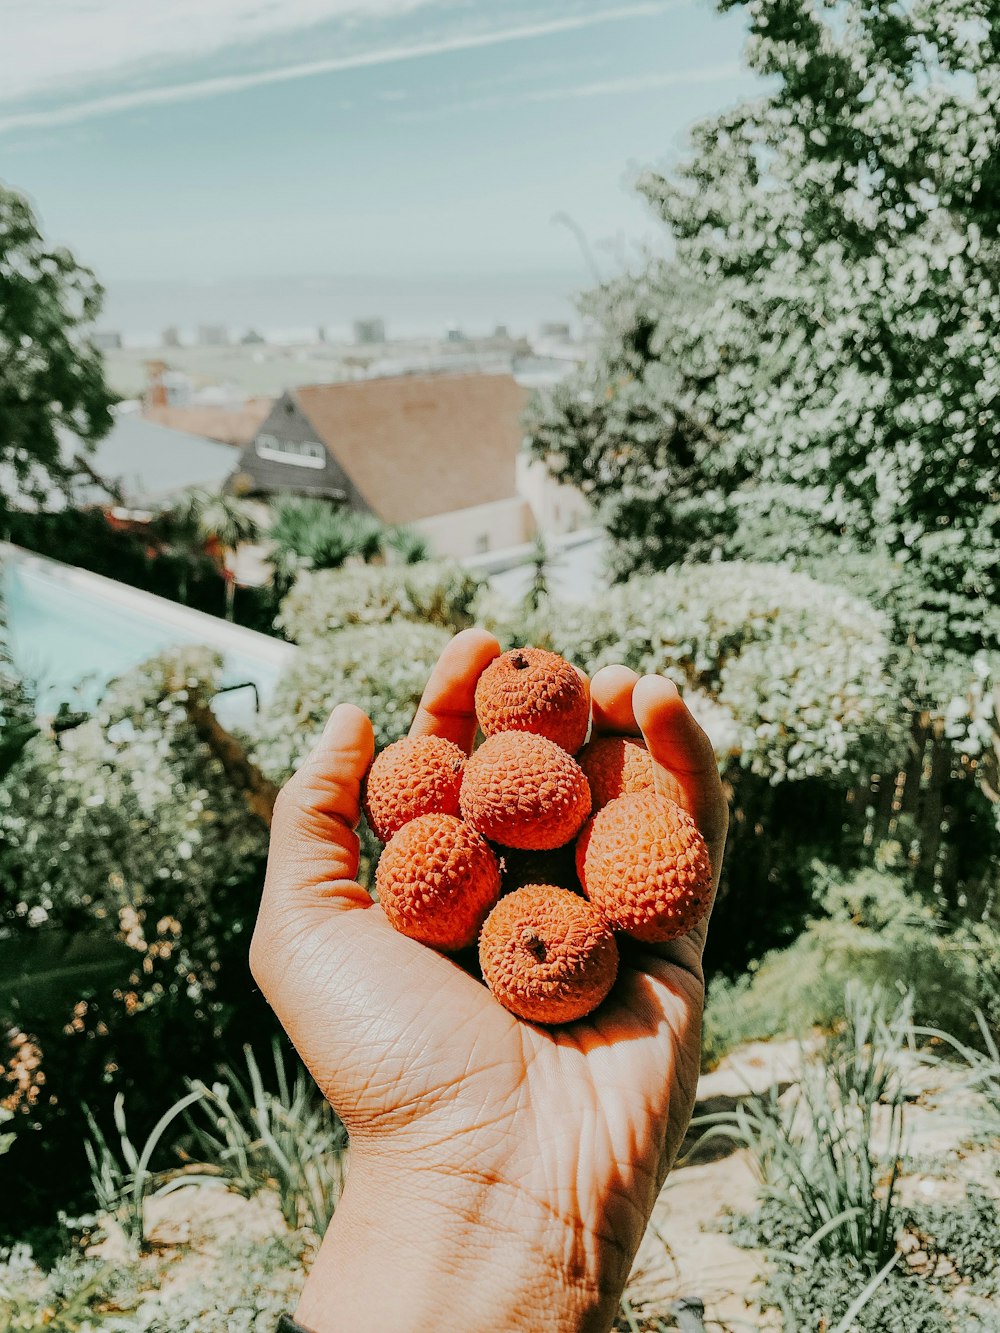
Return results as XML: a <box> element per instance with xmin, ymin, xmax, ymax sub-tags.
<box><xmin>145</xmin><ymin>359</ymin><xmax>168</xmax><ymax>410</ymax></box>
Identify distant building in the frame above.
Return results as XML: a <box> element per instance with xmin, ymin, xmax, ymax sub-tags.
<box><xmin>198</xmin><ymin>324</ymin><xmax>229</xmax><ymax>347</ymax></box>
<box><xmin>162</xmin><ymin>326</ymin><xmax>182</xmax><ymax>348</ymax></box>
<box><xmin>144</xmin><ymin>361</ymin><xmax>194</xmax><ymax>410</ymax></box>
<box><xmin>493</xmin><ymin>324</ymin><xmax>511</xmax><ymax>341</ymax></box>
<box><xmin>353</xmin><ymin>317</ymin><xmax>386</xmax><ymax>344</ymax></box>
<box><xmin>228</xmin><ymin>372</ymin><xmax>588</xmax><ymax>559</ymax></box>
<box><xmin>240</xmin><ymin>329</ymin><xmax>266</xmax><ymax>346</ymax></box>
<box><xmin>445</xmin><ymin>326</ymin><xmax>467</xmax><ymax>344</ymax></box>
<box><xmin>539</xmin><ymin>321</ymin><xmax>571</xmax><ymax>340</ymax></box>
<box><xmin>92</xmin><ymin>331</ymin><xmax>123</xmax><ymax>351</ymax></box>
<box><xmin>59</xmin><ymin>416</ymin><xmax>241</xmax><ymax>513</ymax></box>
<box><xmin>145</xmin><ymin>398</ymin><xmax>272</xmax><ymax>447</ymax></box>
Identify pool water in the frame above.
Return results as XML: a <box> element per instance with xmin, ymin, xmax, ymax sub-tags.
<box><xmin>2</xmin><ymin>551</ymin><xmax>293</xmax><ymax>726</ymax></box>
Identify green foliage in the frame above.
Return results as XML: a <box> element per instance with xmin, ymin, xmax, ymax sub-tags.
<box><xmin>699</xmin><ymin>987</ymin><xmax>911</xmax><ymax>1271</ymax></box>
<box><xmin>907</xmin><ymin>1186</ymin><xmax>1000</xmax><ymax>1298</ymax></box>
<box><xmin>480</xmin><ymin>560</ymin><xmax>906</xmax><ymax>784</ymax></box>
<box><xmin>278</xmin><ymin>560</ymin><xmax>481</xmax><ymax>643</ymax></box>
<box><xmin>0</xmin><ymin>647</ymin><xmax>274</xmax><ymax>1229</ymax></box>
<box><xmin>83</xmin><ymin>1089</ymin><xmax>208</xmax><ymax>1256</ymax></box>
<box><xmin>0</xmin><ymin>186</ymin><xmax>114</xmax><ymax>509</ymax></box>
<box><xmin>0</xmin><ymin>1244</ymin><xmax>134</xmax><ymax>1331</ymax></box>
<box><xmin>4</xmin><ymin>508</ymin><xmax>281</xmax><ymax>635</ymax></box>
<box><xmin>253</xmin><ymin>622</ymin><xmax>451</xmax><ymax>778</ymax></box>
<box><xmin>702</xmin><ymin>867</ymin><xmax>1000</xmax><ymax>1067</ymax></box>
<box><xmin>182</xmin><ymin>1043</ymin><xmax>347</xmax><ymax>1235</ymax></box>
<box><xmin>757</xmin><ymin>1250</ymin><xmax>950</xmax><ymax>1333</ymax></box>
<box><xmin>384</xmin><ymin>524</ymin><xmax>431</xmax><ymax>565</ymax></box>
<box><xmin>527</xmin><ymin>0</ymin><xmax>1000</xmax><ymax>658</ymax></box>
<box><xmin>132</xmin><ymin>1231</ymin><xmax>312</xmax><ymax>1332</ymax></box>
<box><xmin>267</xmin><ymin>498</ymin><xmax>391</xmax><ymax>586</ymax></box>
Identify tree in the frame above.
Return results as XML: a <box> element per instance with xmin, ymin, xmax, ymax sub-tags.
<box><xmin>167</xmin><ymin>489</ymin><xmax>261</xmax><ymax>620</ymax></box>
<box><xmin>0</xmin><ymin>186</ymin><xmax>114</xmax><ymax>508</ymax></box>
<box><xmin>527</xmin><ymin>0</ymin><xmax>1000</xmax><ymax>659</ymax></box>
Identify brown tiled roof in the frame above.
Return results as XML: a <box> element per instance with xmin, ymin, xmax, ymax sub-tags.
<box><xmin>293</xmin><ymin>373</ymin><xmax>529</xmax><ymax>524</ymax></box>
<box><xmin>145</xmin><ymin>398</ymin><xmax>273</xmax><ymax>447</ymax></box>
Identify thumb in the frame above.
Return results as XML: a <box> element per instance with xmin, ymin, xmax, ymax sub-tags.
<box><xmin>263</xmin><ymin>702</ymin><xmax>376</xmax><ymax>913</ymax></box>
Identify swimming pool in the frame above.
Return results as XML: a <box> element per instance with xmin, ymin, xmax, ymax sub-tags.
<box><xmin>1</xmin><ymin>545</ymin><xmax>295</xmax><ymax>727</ymax></box>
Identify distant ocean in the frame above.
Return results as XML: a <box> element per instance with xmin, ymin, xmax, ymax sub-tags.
<box><xmin>100</xmin><ymin>268</ymin><xmax>595</xmax><ymax>346</ymax></box>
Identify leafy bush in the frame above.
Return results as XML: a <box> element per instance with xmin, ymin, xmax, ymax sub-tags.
<box><xmin>183</xmin><ymin>1044</ymin><xmax>347</xmax><ymax>1235</ymax></box>
<box><xmin>0</xmin><ymin>649</ymin><xmax>275</xmax><ymax>1230</ymax></box>
<box><xmin>907</xmin><ymin>1186</ymin><xmax>1000</xmax><ymax>1299</ymax></box>
<box><xmin>253</xmin><ymin>622</ymin><xmax>451</xmax><ymax>777</ymax></box>
<box><xmin>278</xmin><ymin>561</ymin><xmax>481</xmax><ymax>643</ymax></box>
<box><xmin>0</xmin><ymin>1243</ymin><xmax>139</xmax><ymax>1331</ymax></box>
<box><xmin>702</xmin><ymin>868</ymin><xmax>1000</xmax><ymax>1067</ymax></box>
<box><xmin>479</xmin><ymin>561</ymin><xmax>907</xmax><ymax>784</ymax></box>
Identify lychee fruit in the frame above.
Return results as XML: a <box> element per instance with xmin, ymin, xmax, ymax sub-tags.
<box><xmin>460</xmin><ymin>731</ymin><xmax>591</xmax><ymax>851</ymax></box>
<box><xmin>577</xmin><ymin>736</ymin><xmax>655</xmax><ymax>812</ymax></box>
<box><xmin>375</xmin><ymin>813</ymin><xmax>501</xmax><ymax>951</ymax></box>
<box><xmin>474</xmin><ymin>647</ymin><xmax>590</xmax><ymax>753</ymax></box>
<box><xmin>479</xmin><ymin>884</ymin><xmax>619</xmax><ymax>1024</ymax></box>
<box><xmin>576</xmin><ymin>791</ymin><xmax>713</xmax><ymax>943</ymax></box>
<box><xmin>363</xmin><ymin>735</ymin><xmax>466</xmax><ymax>843</ymax></box>
<box><xmin>497</xmin><ymin>844</ymin><xmax>581</xmax><ymax>895</ymax></box>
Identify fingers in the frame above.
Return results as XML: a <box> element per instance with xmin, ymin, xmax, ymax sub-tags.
<box><xmin>409</xmin><ymin>627</ymin><xmax>501</xmax><ymax>754</ymax></box>
<box><xmin>631</xmin><ymin>675</ymin><xmax>728</xmax><ymax>880</ymax></box>
<box><xmin>265</xmin><ymin>702</ymin><xmax>376</xmax><ymax>908</ymax></box>
<box><xmin>591</xmin><ymin>665</ymin><xmax>728</xmax><ymax>883</ymax></box>
<box><xmin>591</xmin><ymin>664</ymin><xmax>642</xmax><ymax>735</ymax></box>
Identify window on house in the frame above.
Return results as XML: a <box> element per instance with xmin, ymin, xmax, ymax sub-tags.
<box><xmin>254</xmin><ymin>433</ymin><xmax>326</xmax><ymax>469</ymax></box>
<box><xmin>475</xmin><ymin>533</ymin><xmax>491</xmax><ymax>553</ymax></box>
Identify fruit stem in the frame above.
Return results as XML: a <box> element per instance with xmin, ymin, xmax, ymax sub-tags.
<box><xmin>511</xmin><ymin>651</ymin><xmax>530</xmax><ymax>670</ymax></box>
<box><xmin>521</xmin><ymin>930</ymin><xmax>547</xmax><ymax>963</ymax></box>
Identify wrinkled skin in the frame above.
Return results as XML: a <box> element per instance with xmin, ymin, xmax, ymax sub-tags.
<box><xmin>250</xmin><ymin>628</ymin><xmax>728</xmax><ymax>1333</ymax></box>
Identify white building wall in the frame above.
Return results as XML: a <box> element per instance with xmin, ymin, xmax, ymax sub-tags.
<box><xmin>412</xmin><ymin>496</ymin><xmax>534</xmax><ymax>559</ymax></box>
<box><xmin>515</xmin><ymin>454</ymin><xmax>591</xmax><ymax>536</ymax></box>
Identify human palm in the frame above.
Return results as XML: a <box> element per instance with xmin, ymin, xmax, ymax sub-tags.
<box><xmin>251</xmin><ymin>629</ymin><xmax>728</xmax><ymax>1332</ymax></box>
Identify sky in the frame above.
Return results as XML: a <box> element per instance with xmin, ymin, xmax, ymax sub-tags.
<box><xmin>0</xmin><ymin>1</ymin><xmax>759</xmax><ymax>336</ymax></box>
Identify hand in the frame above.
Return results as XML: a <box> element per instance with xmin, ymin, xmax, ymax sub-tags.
<box><xmin>250</xmin><ymin>628</ymin><xmax>728</xmax><ymax>1333</ymax></box>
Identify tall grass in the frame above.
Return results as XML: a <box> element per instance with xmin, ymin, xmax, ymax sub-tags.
<box><xmin>695</xmin><ymin>986</ymin><xmax>911</xmax><ymax>1273</ymax></box>
<box><xmin>182</xmin><ymin>1042</ymin><xmax>348</xmax><ymax>1234</ymax></box>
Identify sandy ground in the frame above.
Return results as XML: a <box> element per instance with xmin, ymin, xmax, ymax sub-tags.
<box><xmin>87</xmin><ymin>1037</ymin><xmax>998</xmax><ymax>1330</ymax></box>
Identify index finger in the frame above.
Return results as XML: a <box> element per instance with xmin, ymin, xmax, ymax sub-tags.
<box><xmin>408</xmin><ymin>627</ymin><xmax>501</xmax><ymax>754</ymax></box>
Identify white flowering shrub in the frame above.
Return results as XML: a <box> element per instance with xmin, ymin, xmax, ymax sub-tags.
<box><xmin>252</xmin><ymin>622</ymin><xmax>452</xmax><ymax>780</ymax></box>
<box><xmin>277</xmin><ymin>561</ymin><xmax>481</xmax><ymax>643</ymax></box>
<box><xmin>481</xmin><ymin>562</ymin><xmax>906</xmax><ymax>784</ymax></box>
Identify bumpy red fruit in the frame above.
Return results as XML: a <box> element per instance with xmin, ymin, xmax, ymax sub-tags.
<box><xmin>576</xmin><ymin>791</ymin><xmax>713</xmax><ymax>943</ymax></box>
<box><xmin>479</xmin><ymin>884</ymin><xmax>618</xmax><ymax>1023</ymax></box>
<box><xmin>363</xmin><ymin>735</ymin><xmax>465</xmax><ymax>842</ymax></box>
<box><xmin>577</xmin><ymin>736</ymin><xmax>655</xmax><ymax>812</ymax></box>
<box><xmin>460</xmin><ymin>731</ymin><xmax>591</xmax><ymax>851</ymax></box>
<box><xmin>375</xmin><ymin>813</ymin><xmax>500</xmax><ymax>951</ymax></box>
<box><xmin>474</xmin><ymin>647</ymin><xmax>590</xmax><ymax>753</ymax></box>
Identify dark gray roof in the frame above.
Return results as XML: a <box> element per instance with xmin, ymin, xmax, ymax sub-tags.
<box><xmin>60</xmin><ymin>413</ymin><xmax>240</xmax><ymax>507</ymax></box>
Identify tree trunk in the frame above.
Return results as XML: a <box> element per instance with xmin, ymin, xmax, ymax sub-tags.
<box><xmin>180</xmin><ymin>696</ymin><xmax>278</xmax><ymax>828</ymax></box>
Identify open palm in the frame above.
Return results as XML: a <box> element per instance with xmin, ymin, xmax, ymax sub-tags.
<box><xmin>251</xmin><ymin>629</ymin><xmax>728</xmax><ymax>1332</ymax></box>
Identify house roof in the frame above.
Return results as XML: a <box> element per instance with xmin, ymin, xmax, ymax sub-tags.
<box><xmin>144</xmin><ymin>399</ymin><xmax>272</xmax><ymax>447</ymax></box>
<box><xmin>292</xmin><ymin>372</ymin><xmax>530</xmax><ymax>524</ymax></box>
<box><xmin>62</xmin><ymin>413</ymin><xmax>241</xmax><ymax>507</ymax></box>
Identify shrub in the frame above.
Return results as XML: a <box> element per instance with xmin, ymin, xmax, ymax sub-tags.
<box><xmin>252</xmin><ymin>622</ymin><xmax>452</xmax><ymax>777</ymax></box>
<box><xmin>479</xmin><ymin>561</ymin><xmax>907</xmax><ymax>784</ymax></box>
<box><xmin>702</xmin><ymin>868</ymin><xmax>1000</xmax><ymax>1067</ymax></box>
<box><xmin>0</xmin><ymin>649</ymin><xmax>274</xmax><ymax>1231</ymax></box>
<box><xmin>278</xmin><ymin>561</ymin><xmax>481</xmax><ymax>643</ymax></box>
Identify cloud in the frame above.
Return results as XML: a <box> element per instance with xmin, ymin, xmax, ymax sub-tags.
<box><xmin>389</xmin><ymin>60</ymin><xmax>743</xmax><ymax>121</ymax></box>
<box><xmin>523</xmin><ymin>63</ymin><xmax>744</xmax><ymax>102</ymax></box>
<box><xmin>0</xmin><ymin>2</ymin><xmax>682</xmax><ymax>135</ymax></box>
<box><xmin>0</xmin><ymin>0</ymin><xmax>430</xmax><ymax>104</ymax></box>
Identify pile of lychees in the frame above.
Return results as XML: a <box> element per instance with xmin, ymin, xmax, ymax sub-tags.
<box><xmin>364</xmin><ymin>647</ymin><xmax>713</xmax><ymax>1025</ymax></box>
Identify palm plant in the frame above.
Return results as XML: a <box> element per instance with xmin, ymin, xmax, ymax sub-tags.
<box><xmin>385</xmin><ymin>524</ymin><xmax>430</xmax><ymax>565</ymax></box>
<box><xmin>167</xmin><ymin>489</ymin><xmax>261</xmax><ymax>619</ymax></box>
<box><xmin>267</xmin><ymin>497</ymin><xmax>389</xmax><ymax>584</ymax></box>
